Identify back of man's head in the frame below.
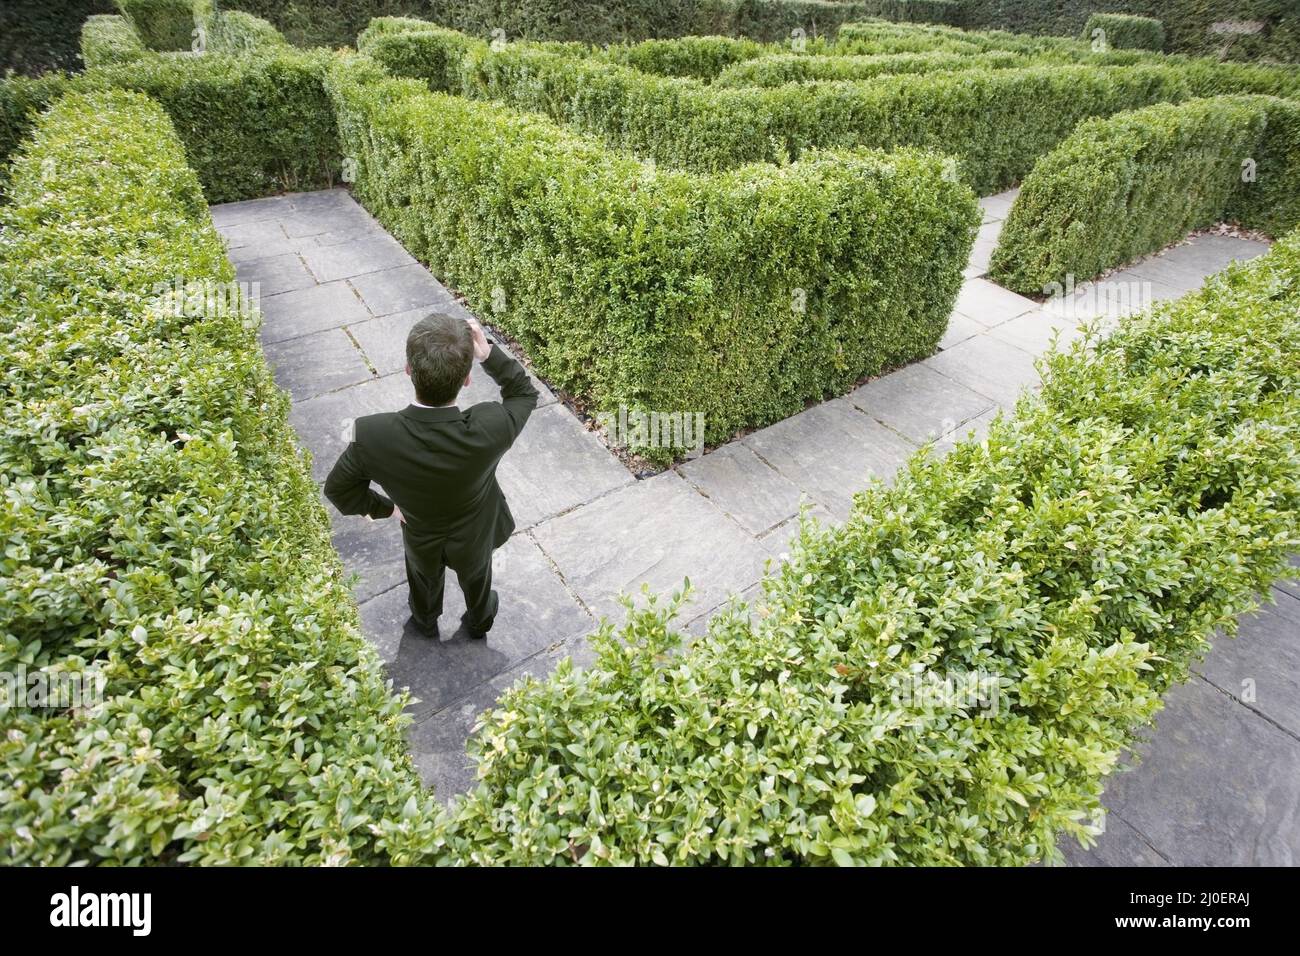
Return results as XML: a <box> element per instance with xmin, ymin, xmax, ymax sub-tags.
<box><xmin>407</xmin><ymin>313</ymin><xmax>474</xmax><ymax>406</ymax></box>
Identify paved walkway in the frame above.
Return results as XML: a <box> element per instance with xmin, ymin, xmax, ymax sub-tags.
<box><xmin>211</xmin><ymin>187</ymin><xmax>1296</xmax><ymax>865</ymax></box>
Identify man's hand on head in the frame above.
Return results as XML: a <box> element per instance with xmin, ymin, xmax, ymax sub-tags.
<box><xmin>466</xmin><ymin>318</ymin><xmax>492</xmax><ymax>362</ymax></box>
<box><xmin>392</xmin><ymin>505</ymin><xmax>404</xmax><ymax>524</ymax></box>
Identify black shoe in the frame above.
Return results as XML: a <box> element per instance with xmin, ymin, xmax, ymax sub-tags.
<box><xmin>460</xmin><ymin>613</ymin><xmax>490</xmax><ymax>640</ymax></box>
<box><xmin>409</xmin><ymin>615</ymin><xmax>439</xmax><ymax>639</ymax></box>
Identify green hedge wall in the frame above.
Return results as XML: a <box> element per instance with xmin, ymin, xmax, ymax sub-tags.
<box><xmin>116</xmin><ymin>0</ymin><xmax>195</xmax><ymax>51</ymax></box>
<box><xmin>80</xmin><ymin>15</ymin><xmax>148</xmax><ymax>68</ymax></box>
<box><xmin>1228</xmin><ymin>97</ymin><xmax>1300</xmax><ymax>237</ymax></box>
<box><xmin>0</xmin><ymin>0</ymin><xmax>115</xmax><ymax>77</ymax></box>
<box><xmin>0</xmin><ymin>89</ymin><xmax>438</xmax><ymax>865</ymax></box>
<box><xmin>328</xmin><ymin>53</ymin><xmax>978</xmax><ymax>455</ymax></box>
<box><xmin>0</xmin><ymin>48</ymin><xmax>338</xmax><ymax>204</ymax></box>
<box><xmin>990</xmin><ymin>96</ymin><xmax>1269</xmax><ymax>292</ymax></box>
<box><xmin>857</xmin><ymin>0</ymin><xmax>966</xmax><ymax>25</ymax></box>
<box><xmin>597</xmin><ymin>35</ymin><xmax>771</xmax><ymax>79</ymax></box>
<box><xmin>432</xmin><ymin>226</ymin><xmax>1300</xmax><ymax>864</ymax></box>
<box><xmin>1083</xmin><ymin>13</ymin><xmax>1166</xmax><ymax>51</ymax></box>
<box><xmin>714</xmin><ymin>49</ymin><xmax>1026</xmax><ymax>85</ymax></box>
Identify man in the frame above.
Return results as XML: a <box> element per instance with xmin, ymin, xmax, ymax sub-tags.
<box><xmin>325</xmin><ymin>313</ymin><xmax>538</xmax><ymax>639</ymax></box>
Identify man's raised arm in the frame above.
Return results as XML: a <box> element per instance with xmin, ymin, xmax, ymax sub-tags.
<box><xmin>470</xmin><ymin>320</ymin><xmax>538</xmax><ymax>443</ymax></box>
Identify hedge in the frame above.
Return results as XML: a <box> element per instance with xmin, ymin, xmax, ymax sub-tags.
<box><xmin>428</xmin><ymin>225</ymin><xmax>1300</xmax><ymax>866</ymax></box>
<box><xmin>0</xmin><ymin>89</ymin><xmax>438</xmax><ymax>865</ymax></box>
<box><xmin>80</xmin><ymin>15</ymin><xmax>148</xmax><ymax>68</ymax></box>
<box><xmin>327</xmin><ymin>53</ymin><xmax>978</xmax><ymax>456</ymax></box>
<box><xmin>856</xmin><ymin>1</ymin><xmax>966</xmax><ymax>26</ymax></box>
<box><xmin>0</xmin><ymin>48</ymin><xmax>339</xmax><ymax>204</ymax></box>
<box><xmin>1083</xmin><ymin>13</ymin><xmax>1165</xmax><ymax>51</ymax></box>
<box><xmin>115</xmin><ymin>0</ymin><xmax>195</xmax><ymax>51</ymax></box>
<box><xmin>989</xmin><ymin>96</ymin><xmax>1300</xmax><ymax>293</ymax></box>
<box><xmin>205</xmin><ymin>10</ymin><xmax>291</xmax><ymax>55</ymax></box>
<box><xmin>597</xmin><ymin>36</ymin><xmax>772</xmax><ymax>80</ymax></box>
<box><xmin>1</xmin><ymin>0</ymin><xmax>116</xmax><ymax>77</ymax></box>
<box><xmin>1228</xmin><ymin>97</ymin><xmax>1300</xmax><ymax>237</ymax></box>
<box><xmin>714</xmin><ymin>49</ymin><xmax>1026</xmax><ymax>86</ymax></box>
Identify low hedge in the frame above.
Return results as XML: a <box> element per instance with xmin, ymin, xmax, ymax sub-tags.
<box><xmin>1083</xmin><ymin>13</ymin><xmax>1166</xmax><ymax>51</ymax></box>
<box><xmin>327</xmin><ymin>53</ymin><xmax>979</xmax><ymax>455</ymax></box>
<box><xmin>116</xmin><ymin>0</ymin><xmax>194</xmax><ymax>51</ymax></box>
<box><xmin>714</xmin><ymin>49</ymin><xmax>1026</xmax><ymax>86</ymax></box>
<box><xmin>430</xmin><ymin>226</ymin><xmax>1300</xmax><ymax>865</ymax></box>
<box><xmin>990</xmin><ymin>95</ymin><xmax>1300</xmax><ymax>293</ymax></box>
<box><xmin>0</xmin><ymin>48</ymin><xmax>339</xmax><ymax>204</ymax></box>
<box><xmin>0</xmin><ymin>89</ymin><xmax>437</xmax><ymax>865</ymax></box>
<box><xmin>80</xmin><ymin>14</ymin><xmax>148</xmax><ymax>68</ymax></box>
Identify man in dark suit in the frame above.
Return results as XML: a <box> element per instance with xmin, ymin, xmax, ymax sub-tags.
<box><xmin>324</xmin><ymin>313</ymin><xmax>538</xmax><ymax>639</ymax></box>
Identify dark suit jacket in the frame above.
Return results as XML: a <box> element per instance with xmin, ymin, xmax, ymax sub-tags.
<box><xmin>324</xmin><ymin>344</ymin><xmax>539</xmax><ymax>572</ymax></box>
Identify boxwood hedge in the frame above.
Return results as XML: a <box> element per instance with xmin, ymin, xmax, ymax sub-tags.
<box><xmin>0</xmin><ymin>89</ymin><xmax>437</xmax><ymax>865</ymax></box>
<box><xmin>365</xmin><ymin>19</ymin><xmax>1298</xmax><ymax>194</ymax></box>
<box><xmin>1084</xmin><ymin>13</ymin><xmax>1166</xmax><ymax>52</ymax></box>
<box><xmin>0</xmin><ymin>47</ymin><xmax>339</xmax><ymax>204</ymax></box>
<box><xmin>713</xmin><ymin>49</ymin><xmax>1027</xmax><ymax>86</ymax></box>
<box><xmin>80</xmin><ymin>14</ymin><xmax>148</xmax><ymax>68</ymax></box>
<box><xmin>115</xmin><ymin>0</ymin><xmax>194</xmax><ymax>51</ymax></box>
<box><xmin>327</xmin><ymin>53</ymin><xmax>979</xmax><ymax>455</ymax></box>
<box><xmin>428</xmin><ymin>227</ymin><xmax>1300</xmax><ymax>865</ymax></box>
<box><xmin>990</xmin><ymin>95</ymin><xmax>1300</xmax><ymax>293</ymax></box>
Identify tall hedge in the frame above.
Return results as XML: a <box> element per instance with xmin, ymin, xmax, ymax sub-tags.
<box><xmin>365</xmin><ymin>21</ymin><xmax>1298</xmax><ymax>194</ymax></box>
<box><xmin>0</xmin><ymin>0</ymin><xmax>115</xmax><ymax>77</ymax></box>
<box><xmin>989</xmin><ymin>95</ymin><xmax>1300</xmax><ymax>293</ymax></box>
<box><xmin>115</xmin><ymin>0</ymin><xmax>195</xmax><ymax>51</ymax></box>
<box><xmin>1083</xmin><ymin>13</ymin><xmax>1166</xmax><ymax>51</ymax></box>
<box><xmin>0</xmin><ymin>48</ymin><xmax>339</xmax><ymax>204</ymax></box>
<box><xmin>80</xmin><ymin>15</ymin><xmax>148</xmax><ymax>68</ymax></box>
<box><xmin>0</xmin><ymin>89</ymin><xmax>437</xmax><ymax>865</ymax></box>
<box><xmin>327</xmin><ymin>53</ymin><xmax>978</xmax><ymax>455</ymax></box>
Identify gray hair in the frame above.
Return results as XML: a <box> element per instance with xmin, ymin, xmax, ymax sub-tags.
<box><xmin>406</xmin><ymin>313</ymin><xmax>474</xmax><ymax>406</ymax></box>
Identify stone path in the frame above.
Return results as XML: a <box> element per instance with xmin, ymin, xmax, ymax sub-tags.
<box><xmin>212</xmin><ymin>187</ymin><xmax>1295</xmax><ymax>865</ymax></box>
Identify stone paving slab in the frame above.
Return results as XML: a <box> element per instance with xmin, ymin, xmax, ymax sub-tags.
<box><xmin>677</xmin><ymin>442</ymin><xmax>805</xmax><ymax>536</ymax></box>
<box><xmin>301</xmin><ymin>233</ymin><xmax>416</xmax><ymax>283</ymax></box>
<box><xmin>742</xmin><ymin>398</ymin><xmax>917</xmax><ymax>521</ymax></box>
<box><xmin>533</xmin><ymin>470</ymin><xmax>770</xmax><ymax>623</ymax></box>
<box><xmin>235</xmin><ymin>251</ymin><xmax>317</xmax><ymax>297</ymax></box>
<box><xmin>953</xmin><ymin>277</ymin><xmax>1039</xmax><ymax>327</ymax></box>
<box><xmin>979</xmin><ymin>188</ymin><xmax>1018</xmax><ymax>224</ymax></box>
<box><xmin>1198</xmin><ymin>589</ymin><xmax>1300</xmax><ymax>739</ymax></box>
<box><xmin>848</xmin><ymin>363</ymin><xmax>996</xmax><ymax>444</ymax></box>
<box><xmin>987</xmin><ymin>308</ymin><xmax>1088</xmax><ymax>356</ymax></box>
<box><xmin>259</xmin><ymin>280</ymin><xmax>372</xmax><ymax>344</ymax></box>
<box><xmin>1087</xmin><ymin>675</ymin><xmax>1300</xmax><ymax>866</ymax></box>
<box><xmin>922</xmin><ymin>332</ymin><xmax>1039</xmax><ymax>408</ymax></box>
<box><xmin>349</xmin><ymin>263</ymin><xmax>458</xmax><ymax>317</ymax></box>
<box><xmin>262</xmin><ymin>327</ymin><xmax>374</xmax><ymax>401</ymax></box>
<box><xmin>358</xmin><ymin>533</ymin><xmax>595</xmax><ymax>715</ymax></box>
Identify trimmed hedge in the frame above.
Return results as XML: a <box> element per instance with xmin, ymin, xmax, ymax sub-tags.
<box><xmin>857</xmin><ymin>1</ymin><xmax>966</xmax><ymax>25</ymax></box>
<box><xmin>430</xmin><ymin>226</ymin><xmax>1300</xmax><ymax>866</ymax></box>
<box><xmin>1083</xmin><ymin>13</ymin><xmax>1166</xmax><ymax>51</ymax></box>
<box><xmin>367</xmin><ymin>21</ymin><xmax>1297</xmax><ymax>194</ymax></box>
<box><xmin>714</xmin><ymin>49</ymin><xmax>1026</xmax><ymax>86</ymax></box>
<box><xmin>1229</xmin><ymin>97</ymin><xmax>1300</xmax><ymax>237</ymax></box>
<box><xmin>327</xmin><ymin>53</ymin><xmax>979</xmax><ymax>455</ymax></box>
<box><xmin>80</xmin><ymin>15</ymin><xmax>148</xmax><ymax>68</ymax></box>
<box><xmin>0</xmin><ymin>89</ymin><xmax>437</xmax><ymax>865</ymax></box>
<box><xmin>205</xmin><ymin>10</ymin><xmax>291</xmax><ymax>55</ymax></box>
<box><xmin>990</xmin><ymin>95</ymin><xmax>1300</xmax><ymax>293</ymax></box>
<box><xmin>115</xmin><ymin>0</ymin><xmax>195</xmax><ymax>51</ymax></box>
<box><xmin>598</xmin><ymin>36</ymin><xmax>771</xmax><ymax>80</ymax></box>
<box><xmin>0</xmin><ymin>49</ymin><xmax>339</xmax><ymax>204</ymax></box>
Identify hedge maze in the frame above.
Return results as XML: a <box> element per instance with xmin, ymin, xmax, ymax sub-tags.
<box><xmin>2</xmin><ymin>3</ymin><xmax>1299</xmax><ymax>865</ymax></box>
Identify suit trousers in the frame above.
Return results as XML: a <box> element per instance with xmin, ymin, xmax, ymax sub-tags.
<box><xmin>403</xmin><ymin>529</ymin><xmax>499</xmax><ymax>633</ymax></box>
